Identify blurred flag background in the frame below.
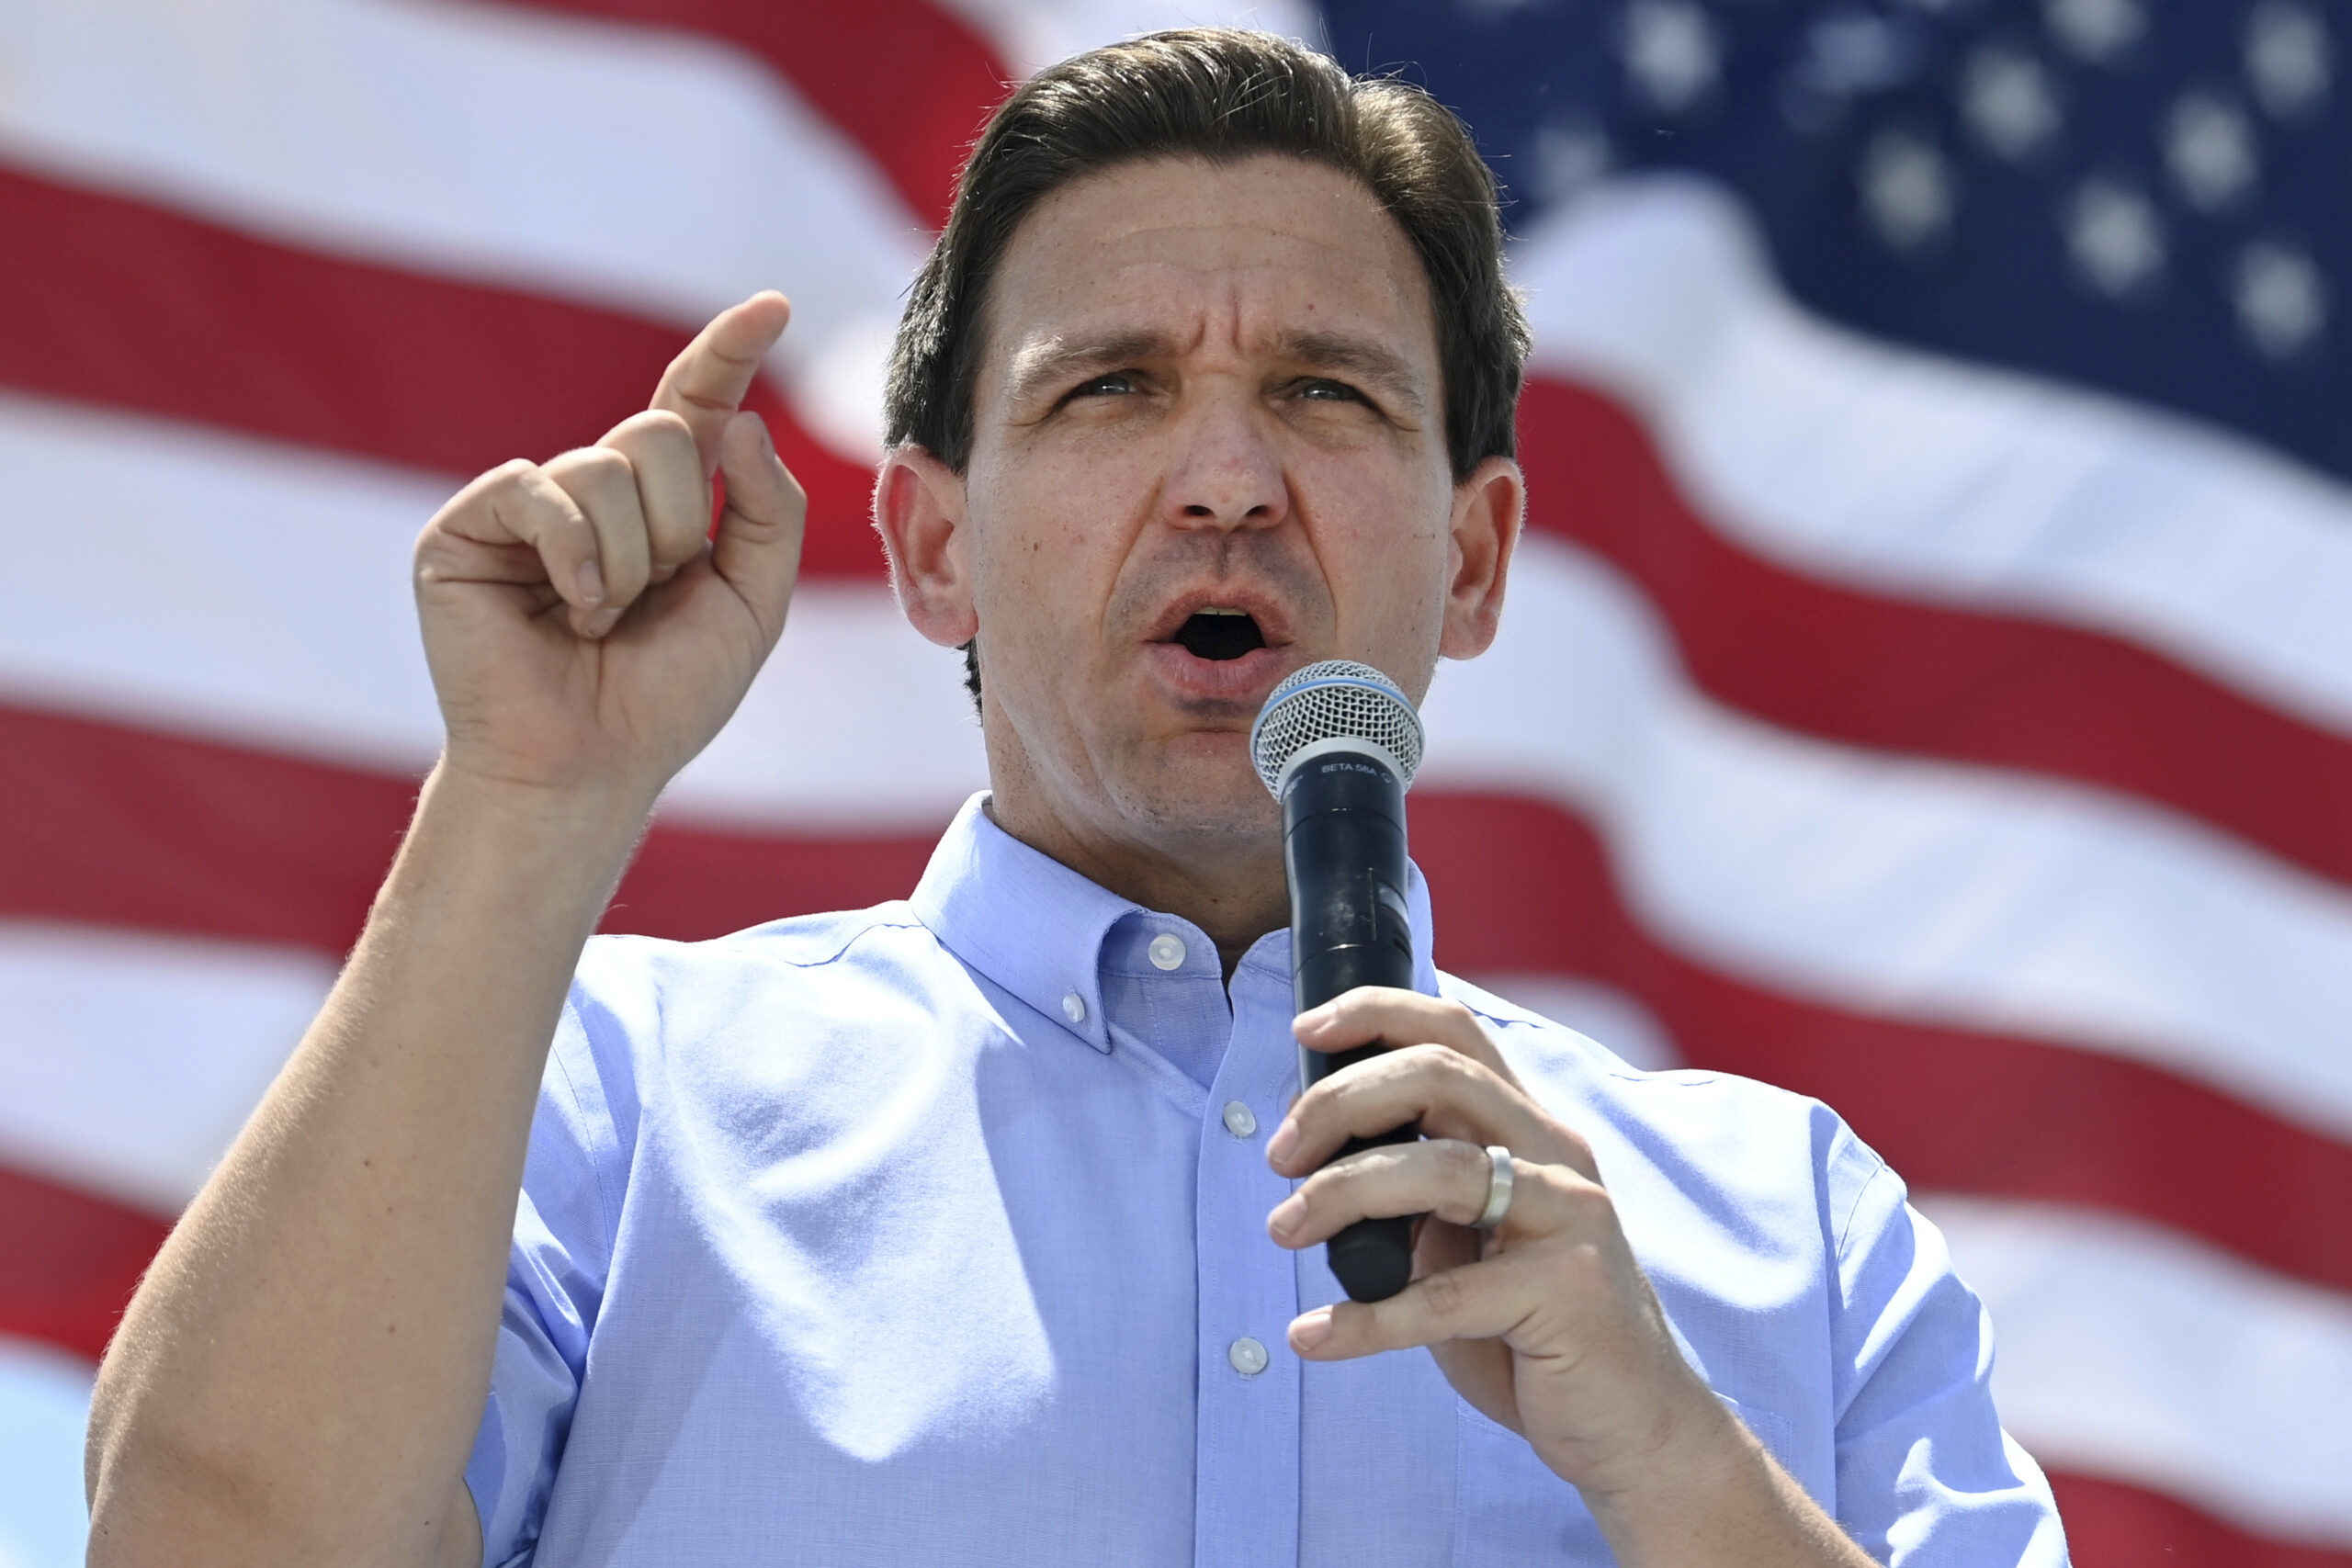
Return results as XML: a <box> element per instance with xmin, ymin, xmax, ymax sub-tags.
<box><xmin>5</xmin><ymin>1</ymin><xmax>2349</xmax><ymax>1562</ymax></box>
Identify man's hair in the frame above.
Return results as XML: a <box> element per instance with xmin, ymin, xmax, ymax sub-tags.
<box><xmin>882</xmin><ymin>28</ymin><xmax>1531</xmax><ymax>708</ymax></box>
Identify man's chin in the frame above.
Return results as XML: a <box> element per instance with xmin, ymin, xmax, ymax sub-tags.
<box><xmin>1110</xmin><ymin>742</ymin><xmax>1283</xmax><ymax>847</ymax></box>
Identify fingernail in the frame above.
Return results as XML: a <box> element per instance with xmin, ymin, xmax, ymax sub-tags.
<box><xmin>585</xmin><ymin>604</ymin><xmax>622</xmax><ymax>638</ymax></box>
<box><xmin>1290</xmin><ymin>1308</ymin><xmax>1333</xmax><ymax>1352</ymax></box>
<box><xmin>1267</xmin><ymin>1193</ymin><xmax>1305</xmax><ymax>1240</ymax></box>
<box><xmin>1264</xmin><ymin>1121</ymin><xmax>1298</xmax><ymax>1167</ymax></box>
<box><xmin>576</xmin><ymin>558</ymin><xmax>605</xmax><ymax>605</ymax></box>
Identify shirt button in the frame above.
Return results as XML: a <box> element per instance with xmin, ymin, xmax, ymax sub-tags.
<box><xmin>1148</xmin><ymin>931</ymin><xmax>1186</xmax><ymax>971</ymax></box>
<box><xmin>1227</xmin><ymin>1337</ymin><xmax>1269</xmax><ymax>1377</ymax></box>
<box><xmin>1061</xmin><ymin>991</ymin><xmax>1086</xmax><ymax>1025</ymax></box>
<box><xmin>1222</xmin><ymin>1100</ymin><xmax>1258</xmax><ymax>1138</ymax></box>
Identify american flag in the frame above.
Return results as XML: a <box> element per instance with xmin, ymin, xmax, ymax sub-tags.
<box><xmin>3</xmin><ymin>0</ymin><xmax>2347</xmax><ymax>1562</ymax></box>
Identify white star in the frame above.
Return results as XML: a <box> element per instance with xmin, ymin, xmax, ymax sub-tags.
<box><xmin>2165</xmin><ymin>93</ymin><xmax>2259</xmax><ymax>211</ymax></box>
<box><xmin>2233</xmin><ymin>241</ymin><xmax>2329</xmax><ymax>360</ymax></box>
<box><xmin>2064</xmin><ymin>179</ymin><xmax>2165</xmax><ymax>299</ymax></box>
<box><xmin>2045</xmin><ymin>0</ymin><xmax>2144</xmax><ymax>63</ymax></box>
<box><xmin>1860</xmin><ymin>130</ymin><xmax>1956</xmax><ymax>252</ymax></box>
<box><xmin>1531</xmin><ymin>123</ymin><xmax>1614</xmax><ymax>203</ymax></box>
<box><xmin>1622</xmin><ymin>0</ymin><xmax>1722</xmax><ymax>116</ymax></box>
<box><xmin>2245</xmin><ymin>1</ymin><xmax>2332</xmax><ymax>120</ymax></box>
<box><xmin>1962</xmin><ymin>46</ymin><xmax>2063</xmax><ymax>162</ymax></box>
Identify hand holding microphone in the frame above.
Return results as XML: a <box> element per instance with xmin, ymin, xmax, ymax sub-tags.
<box><xmin>1251</xmin><ymin>664</ymin><xmax>1742</xmax><ymax>1507</ymax></box>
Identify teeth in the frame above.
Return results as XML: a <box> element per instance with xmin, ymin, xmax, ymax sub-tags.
<box><xmin>1198</xmin><ymin>606</ymin><xmax>1250</xmax><ymax>616</ymax></box>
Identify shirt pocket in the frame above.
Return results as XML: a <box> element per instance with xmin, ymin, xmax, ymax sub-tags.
<box><xmin>1450</xmin><ymin>1394</ymin><xmax>1801</xmax><ymax>1567</ymax></box>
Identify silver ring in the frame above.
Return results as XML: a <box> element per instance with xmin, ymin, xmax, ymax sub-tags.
<box><xmin>1473</xmin><ymin>1145</ymin><xmax>1515</xmax><ymax>1230</ymax></box>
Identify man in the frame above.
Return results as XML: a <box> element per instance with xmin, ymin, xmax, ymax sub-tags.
<box><xmin>85</xmin><ymin>28</ymin><xmax>2064</xmax><ymax>1567</ymax></box>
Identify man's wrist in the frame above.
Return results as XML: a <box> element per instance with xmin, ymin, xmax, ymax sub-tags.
<box><xmin>426</xmin><ymin>754</ymin><xmax>662</xmax><ymax>849</ymax></box>
<box><xmin>387</xmin><ymin>758</ymin><xmax>657</xmax><ymax>936</ymax></box>
<box><xmin>1577</xmin><ymin>1393</ymin><xmax>1866</xmax><ymax>1568</ymax></box>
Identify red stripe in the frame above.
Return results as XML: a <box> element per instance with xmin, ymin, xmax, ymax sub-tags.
<box><xmin>498</xmin><ymin>0</ymin><xmax>1009</xmax><ymax>230</ymax></box>
<box><xmin>0</xmin><ymin>703</ymin><xmax>937</xmax><ymax>953</ymax></box>
<box><xmin>1409</xmin><ymin>791</ymin><xmax>2352</xmax><ymax>1297</ymax></box>
<box><xmin>6</xmin><ymin>703</ymin><xmax>2347</xmax><ymax>1295</ymax></box>
<box><xmin>2047</xmin><ymin>1470</ymin><xmax>2352</xmax><ymax>1567</ymax></box>
<box><xmin>0</xmin><ymin>164</ymin><xmax>888</xmax><ymax>580</ymax></box>
<box><xmin>1519</xmin><ymin>377</ymin><xmax>2352</xmax><ymax>889</ymax></box>
<box><xmin>0</xmin><ymin>1163</ymin><xmax>168</xmax><ymax>1362</ymax></box>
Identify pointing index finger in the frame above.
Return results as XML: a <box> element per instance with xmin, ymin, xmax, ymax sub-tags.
<box><xmin>652</xmin><ymin>291</ymin><xmax>792</xmax><ymax>472</ymax></box>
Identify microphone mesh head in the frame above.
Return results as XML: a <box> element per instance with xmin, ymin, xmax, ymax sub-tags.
<box><xmin>1250</xmin><ymin>660</ymin><xmax>1425</xmax><ymax>797</ymax></box>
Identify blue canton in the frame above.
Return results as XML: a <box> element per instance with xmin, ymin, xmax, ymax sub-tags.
<box><xmin>1320</xmin><ymin>0</ymin><xmax>2345</xmax><ymax>480</ymax></box>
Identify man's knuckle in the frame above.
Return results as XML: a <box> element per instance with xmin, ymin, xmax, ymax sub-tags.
<box><xmin>1419</xmin><ymin>1267</ymin><xmax>1470</xmax><ymax>1320</ymax></box>
<box><xmin>1554</xmin><ymin>1172</ymin><xmax>1615</xmax><ymax>1229</ymax></box>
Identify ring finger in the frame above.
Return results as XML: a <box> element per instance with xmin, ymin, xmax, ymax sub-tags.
<box><xmin>1268</xmin><ymin>1138</ymin><xmax>1565</xmax><ymax>1249</ymax></box>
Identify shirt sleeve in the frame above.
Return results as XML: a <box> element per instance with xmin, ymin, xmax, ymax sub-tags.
<box><xmin>1826</xmin><ymin>1130</ymin><xmax>2070</xmax><ymax>1566</ymax></box>
<box><xmin>462</xmin><ymin>984</ymin><xmax>633</xmax><ymax>1567</ymax></box>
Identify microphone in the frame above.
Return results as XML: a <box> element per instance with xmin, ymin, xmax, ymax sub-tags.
<box><xmin>1250</xmin><ymin>660</ymin><xmax>1427</xmax><ymax>1303</ymax></box>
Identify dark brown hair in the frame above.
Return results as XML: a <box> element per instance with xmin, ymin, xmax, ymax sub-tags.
<box><xmin>882</xmin><ymin>28</ymin><xmax>1530</xmax><ymax>705</ymax></box>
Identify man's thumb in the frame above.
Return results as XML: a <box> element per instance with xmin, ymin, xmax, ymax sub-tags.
<box><xmin>711</xmin><ymin>412</ymin><xmax>805</xmax><ymax>642</ymax></box>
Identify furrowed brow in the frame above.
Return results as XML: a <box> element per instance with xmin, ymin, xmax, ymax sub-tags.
<box><xmin>1276</xmin><ymin>332</ymin><xmax>1428</xmax><ymax>412</ymax></box>
<box><xmin>1003</xmin><ymin>331</ymin><xmax>1170</xmax><ymax>410</ymax></box>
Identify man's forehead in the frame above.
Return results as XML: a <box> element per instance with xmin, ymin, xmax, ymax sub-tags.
<box><xmin>981</xmin><ymin>157</ymin><xmax>1438</xmax><ymax>383</ymax></box>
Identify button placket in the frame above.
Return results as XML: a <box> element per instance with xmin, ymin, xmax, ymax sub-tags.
<box><xmin>1192</xmin><ymin>954</ymin><xmax>1303</xmax><ymax>1568</ymax></box>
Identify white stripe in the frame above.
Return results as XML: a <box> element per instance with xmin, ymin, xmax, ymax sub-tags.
<box><xmin>0</xmin><ymin>1336</ymin><xmax>93</xmax><ymax>1568</ymax></box>
<box><xmin>0</xmin><ymin>392</ymin><xmax>986</xmax><ymax>827</ymax></box>
<box><xmin>0</xmin><ymin>922</ymin><xmax>330</xmax><ymax>1212</ymax></box>
<box><xmin>1423</xmin><ymin>535</ymin><xmax>2352</xmax><ymax>1142</ymax></box>
<box><xmin>937</xmin><ymin>0</ymin><xmax>1321</xmax><ymax>76</ymax></box>
<box><xmin>1921</xmin><ymin>1194</ymin><xmax>2352</xmax><ymax>1547</ymax></box>
<box><xmin>1517</xmin><ymin>176</ymin><xmax>2352</xmax><ymax>736</ymax></box>
<box><xmin>0</xmin><ymin>0</ymin><xmax>928</xmax><ymax>458</ymax></box>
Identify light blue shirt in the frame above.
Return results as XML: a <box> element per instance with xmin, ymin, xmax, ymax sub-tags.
<box><xmin>467</xmin><ymin>794</ymin><xmax>2064</xmax><ymax>1565</ymax></box>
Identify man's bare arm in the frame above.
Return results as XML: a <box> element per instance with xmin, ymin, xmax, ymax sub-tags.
<box><xmin>85</xmin><ymin>296</ymin><xmax>804</xmax><ymax>1568</ymax></box>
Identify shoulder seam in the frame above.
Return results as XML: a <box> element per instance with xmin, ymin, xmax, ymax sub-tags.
<box><xmin>1833</xmin><ymin>1156</ymin><xmax>1896</xmax><ymax>1262</ymax></box>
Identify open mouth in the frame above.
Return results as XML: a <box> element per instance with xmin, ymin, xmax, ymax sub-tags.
<box><xmin>1170</xmin><ymin>607</ymin><xmax>1268</xmax><ymax>661</ymax></box>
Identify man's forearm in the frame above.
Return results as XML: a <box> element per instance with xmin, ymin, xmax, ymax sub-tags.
<box><xmin>85</xmin><ymin>764</ymin><xmax>650</xmax><ymax>1568</ymax></box>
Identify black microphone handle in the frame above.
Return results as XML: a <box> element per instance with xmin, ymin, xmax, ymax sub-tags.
<box><xmin>1282</xmin><ymin>749</ymin><xmax>1419</xmax><ymax>1303</ymax></box>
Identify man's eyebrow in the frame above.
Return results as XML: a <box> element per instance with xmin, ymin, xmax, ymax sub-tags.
<box><xmin>1000</xmin><ymin>327</ymin><xmax>1430</xmax><ymax>412</ymax></box>
<box><xmin>1275</xmin><ymin>332</ymin><xmax>1429</xmax><ymax>411</ymax></box>
<box><xmin>1003</xmin><ymin>331</ymin><xmax>1171</xmax><ymax>409</ymax></box>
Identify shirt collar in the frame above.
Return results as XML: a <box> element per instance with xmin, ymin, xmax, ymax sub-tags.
<box><xmin>910</xmin><ymin>793</ymin><xmax>1445</xmax><ymax>1051</ymax></box>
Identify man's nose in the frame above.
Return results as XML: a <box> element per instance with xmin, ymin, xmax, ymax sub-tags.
<box><xmin>1164</xmin><ymin>399</ymin><xmax>1290</xmax><ymax>532</ymax></box>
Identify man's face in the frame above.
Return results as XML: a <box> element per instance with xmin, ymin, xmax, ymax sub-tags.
<box><xmin>886</xmin><ymin>153</ymin><xmax>1518</xmax><ymax>870</ymax></box>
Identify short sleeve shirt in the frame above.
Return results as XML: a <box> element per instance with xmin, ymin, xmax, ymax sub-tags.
<box><xmin>464</xmin><ymin>794</ymin><xmax>2066</xmax><ymax>1565</ymax></box>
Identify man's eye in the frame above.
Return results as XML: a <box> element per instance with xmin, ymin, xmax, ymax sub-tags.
<box><xmin>1296</xmin><ymin>378</ymin><xmax>1364</xmax><ymax>402</ymax></box>
<box><xmin>1072</xmin><ymin>371</ymin><xmax>1136</xmax><ymax>397</ymax></box>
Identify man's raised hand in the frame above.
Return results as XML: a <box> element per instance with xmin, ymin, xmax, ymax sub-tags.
<box><xmin>413</xmin><ymin>292</ymin><xmax>805</xmax><ymax>808</ymax></box>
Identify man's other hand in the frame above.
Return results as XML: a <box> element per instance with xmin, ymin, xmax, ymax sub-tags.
<box><xmin>413</xmin><ymin>292</ymin><xmax>805</xmax><ymax>807</ymax></box>
<box><xmin>1264</xmin><ymin>990</ymin><xmax>1877</xmax><ymax>1566</ymax></box>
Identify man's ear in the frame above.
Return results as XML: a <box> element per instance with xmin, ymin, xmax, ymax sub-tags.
<box><xmin>1438</xmin><ymin>455</ymin><xmax>1523</xmax><ymax>660</ymax></box>
<box><xmin>874</xmin><ymin>446</ymin><xmax>979</xmax><ymax>649</ymax></box>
